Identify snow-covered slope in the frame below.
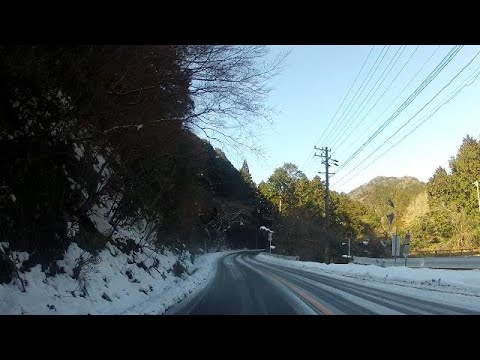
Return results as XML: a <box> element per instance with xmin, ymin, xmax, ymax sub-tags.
<box><xmin>0</xmin><ymin>193</ymin><xmax>237</xmax><ymax>315</ymax></box>
<box><xmin>0</xmin><ymin>240</ymin><xmax>237</xmax><ymax>315</ymax></box>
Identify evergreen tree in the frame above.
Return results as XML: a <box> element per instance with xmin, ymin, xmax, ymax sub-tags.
<box><xmin>240</xmin><ymin>160</ymin><xmax>255</xmax><ymax>188</ymax></box>
<box><xmin>448</xmin><ymin>135</ymin><xmax>480</xmax><ymax>216</ymax></box>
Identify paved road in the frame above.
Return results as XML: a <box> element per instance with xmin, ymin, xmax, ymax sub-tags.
<box><xmin>166</xmin><ymin>251</ymin><xmax>480</xmax><ymax>315</ymax></box>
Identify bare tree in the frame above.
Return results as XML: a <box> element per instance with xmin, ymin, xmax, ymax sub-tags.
<box><xmin>179</xmin><ymin>45</ymin><xmax>289</xmax><ymax>157</ymax></box>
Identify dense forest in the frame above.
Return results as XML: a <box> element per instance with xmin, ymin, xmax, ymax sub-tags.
<box><xmin>411</xmin><ymin>135</ymin><xmax>480</xmax><ymax>251</ymax></box>
<box><xmin>344</xmin><ymin>135</ymin><xmax>480</xmax><ymax>253</ymax></box>
<box><xmin>256</xmin><ymin>135</ymin><xmax>480</xmax><ymax>260</ymax></box>
<box><xmin>257</xmin><ymin>163</ymin><xmax>386</xmax><ymax>262</ymax></box>
<box><xmin>0</xmin><ymin>45</ymin><xmax>285</xmax><ymax>280</ymax></box>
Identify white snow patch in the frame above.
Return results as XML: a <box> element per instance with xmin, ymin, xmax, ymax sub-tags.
<box><xmin>0</xmin><ymin>238</ymin><xmax>239</xmax><ymax>315</ymax></box>
<box><xmin>0</xmin><ymin>173</ymin><xmax>243</xmax><ymax>315</ymax></box>
<box><xmin>0</xmin><ymin>242</ymin><xmax>10</xmax><ymax>254</ymax></box>
<box><xmin>260</xmin><ymin>226</ymin><xmax>274</xmax><ymax>233</ymax></box>
<box><xmin>93</xmin><ymin>154</ymin><xmax>106</xmax><ymax>173</ymax></box>
<box><xmin>73</xmin><ymin>143</ymin><xmax>85</xmax><ymax>160</ymax></box>
<box><xmin>256</xmin><ymin>253</ymin><xmax>480</xmax><ymax>297</ymax></box>
<box><xmin>66</xmin><ymin>221</ymin><xmax>80</xmax><ymax>238</ymax></box>
<box><xmin>0</xmin><ymin>187</ymin><xmax>242</xmax><ymax>315</ymax></box>
<box><xmin>12</xmin><ymin>251</ymin><xmax>29</xmax><ymax>266</ymax></box>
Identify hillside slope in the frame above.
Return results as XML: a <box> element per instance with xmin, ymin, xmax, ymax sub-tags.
<box><xmin>348</xmin><ymin>176</ymin><xmax>426</xmax><ymax>232</ymax></box>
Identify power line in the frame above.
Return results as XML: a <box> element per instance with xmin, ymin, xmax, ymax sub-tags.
<box><xmin>330</xmin><ymin>45</ymin><xmax>409</xmax><ymax>150</ymax></box>
<box><xmin>333</xmin><ymin>45</ymin><xmax>419</xmax><ymax>152</ymax></box>
<box><xmin>303</xmin><ymin>46</ymin><xmax>388</xmax><ymax>175</ymax></box>
<box><xmin>311</xmin><ymin>46</ymin><xmax>375</xmax><ymax>150</ymax></box>
<box><xmin>329</xmin><ymin>45</ymin><xmax>404</xmax><ymax>148</ymax></box>
<box><xmin>322</xmin><ymin>46</ymin><xmax>390</xmax><ymax>147</ymax></box>
<box><xmin>333</xmin><ymin>50</ymin><xmax>480</xmax><ymax>188</ymax></box>
<box><xmin>335</xmin><ymin>67</ymin><xmax>480</xmax><ymax>189</ymax></box>
<box><xmin>335</xmin><ymin>45</ymin><xmax>463</xmax><ymax>174</ymax></box>
<box><xmin>335</xmin><ymin>47</ymin><xmax>479</xmax><ymax>186</ymax></box>
<box><xmin>336</xmin><ymin>45</ymin><xmax>462</xmax><ymax>173</ymax></box>
<box><xmin>300</xmin><ymin>46</ymin><xmax>375</xmax><ymax>172</ymax></box>
<box><xmin>342</xmin><ymin>45</ymin><xmax>441</xmax><ymax>153</ymax></box>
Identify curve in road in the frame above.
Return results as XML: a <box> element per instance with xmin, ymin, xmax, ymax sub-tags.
<box><xmin>166</xmin><ymin>251</ymin><xmax>480</xmax><ymax>315</ymax></box>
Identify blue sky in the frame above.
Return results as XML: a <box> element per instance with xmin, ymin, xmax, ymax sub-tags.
<box><xmin>221</xmin><ymin>45</ymin><xmax>480</xmax><ymax>193</ymax></box>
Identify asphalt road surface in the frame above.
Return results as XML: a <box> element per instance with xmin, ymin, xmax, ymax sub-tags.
<box><xmin>166</xmin><ymin>251</ymin><xmax>480</xmax><ymax>315</ymax></box>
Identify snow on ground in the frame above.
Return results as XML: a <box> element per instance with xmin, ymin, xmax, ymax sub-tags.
<box><xmin>0</xmin><ymin>191</ymin><xmax>241</xmax><ymax>315</ymax></box>
<box><xmin>0</xmin><ymin>240</ymin><xmax>239</xmax><ymax>315</ymax></box>
<box><xmin>259</xmin><ymin>226</ymin><xmax>274</xmax><ymax>233</ymax></box>
<box><xmin>256</xmin><ymin>253</ymin><xmax>480</xmax><ymax>298</ymax></box>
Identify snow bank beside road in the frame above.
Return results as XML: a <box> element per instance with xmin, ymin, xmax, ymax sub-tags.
<box><xmin>0</xmin><ymin>241</ymin><xmax>237</xmax><ymax>315</ymax></box>
<box><xmin>255</xmin><ymin>253</ymin><xmax>480</xmax><ymax>297</ymax></box>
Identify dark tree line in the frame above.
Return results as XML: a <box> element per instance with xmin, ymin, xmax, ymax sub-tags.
<box><xmin>258</xmin><ymin>163</ymin><xmax>386</xmax><ymax>262</ymax></box>
<box><xmin>0</xmin><ymin>45</ymin><xmax>285</xmax><ymax>272</ymax></box>
<box><xmin>411</xmin><ymin>135</ymin><xmax>480</xmax><ymax>250</ymax></box>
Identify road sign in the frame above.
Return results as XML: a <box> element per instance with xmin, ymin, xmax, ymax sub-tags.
<box><xmin>404</xmin><ymin>231</ymin><xmax>411</xmax><ymax>258</ymax></box>
<box><xmin>405</xmin><ymin>232</ymin><xmax>411</xmax><ymax>245</ymax></box>
<box><xmin>391</xmin><ymin>235</ymin><xmax>400</xmax><ymax>257</ymax></box>
<box><xmin>387</xmin><ymin>212</ymin><xmax>395</xmax><ymax>227</ymax></box>
<box><xmin>267</xmin><ymin>232</ymin><xmax>273</xmax><ymax>253</ymax></box>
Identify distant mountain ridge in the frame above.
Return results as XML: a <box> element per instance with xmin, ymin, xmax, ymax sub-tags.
<box><xmin>348</xmin><ymin>176</ymin><xmax>427</xmax><ymax>231</ymax></box>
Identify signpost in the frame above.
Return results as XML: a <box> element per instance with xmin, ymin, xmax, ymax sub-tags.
<box><xmin>387</xmin><ymin>212</ymin><xmax>395</xmax><ymax>230</ymax></box>
<box><xmin>404</xmin><ymin>230</ymin><xmax>411</xmax><ymax>266</ymax></box>
<box><xmin>391</xmin><ymin>234</ymin><xmax>400</xmax><ymax>263</ymax></box>
<box><xmin>260</xmin><ymin>226</ymin><xmax>274</xmax><ymax>253</ymax></box>
<box><xmin>346</xmin><ymin>231</ymin><xmax>352</xmax><ymax>262</ymax></box>
<box><xmin>387</xmin><ymin>212</ymin><xmax>399</xmax><ymax>264</ymax></box>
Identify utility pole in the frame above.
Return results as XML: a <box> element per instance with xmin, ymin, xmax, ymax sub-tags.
<box><xmin>473</xmin><ymin>180</ymin><xmax>480</xmax><ymax>211</ymax></box>
<box><xmin>314</xmin><ymin>146</ymin><xmax>338</xmax><ymax>264</ymax></box>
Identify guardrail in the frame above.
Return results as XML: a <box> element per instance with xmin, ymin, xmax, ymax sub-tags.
<box><xmin>412</xmin><ymin>249</ymin><xmax>480</xmax><ymax>257</ymax></box>
<box><xmin>261</xmin><ymin>252</ymin><xmax>300</xmax><ymax>261</ymax></box>
<box><xmin>353</xmin><ymin>256</ymin><xmax>480</xmax><ymax>269</ymax></box>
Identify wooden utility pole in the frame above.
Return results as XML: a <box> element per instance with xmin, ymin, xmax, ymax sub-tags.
<box><xmin>314</xmin><ymin>146</ymin><xmax>338</xmax><ymax>264</ymax></box>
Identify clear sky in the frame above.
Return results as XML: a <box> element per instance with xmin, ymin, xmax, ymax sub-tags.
<box><xmin>221</xmin><ymin>45</ymin><xmax>480</xmax><ymax>193</ymax></box>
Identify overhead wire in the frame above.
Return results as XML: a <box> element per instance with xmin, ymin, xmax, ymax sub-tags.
<box><xmin>342</xmin><ymin>45</ymin><xmax>441</xmax><ymax>153</ymax></box>
<box><xmin>333</xmin><ymin>45</ymin><xmax>419</xmax><ymax>152</ymax></box>
<box><xmin>335</xmin><ymin>67</ymin><xmax>480</xmax><ymax>188</ymax></box>
<box><xmin>299</xmin><ymin>45</ymin><xmax>376</xmax><ymax>172</ymax></box>
<box><xmin>335</xmin><ymin>45</ymin><xmax>463</xmax><ymax>174</ymax></box>
<box><xmin>333</xmin><ymin>48</ymin><xmax>480</xmax><ymax>188</ymax></box>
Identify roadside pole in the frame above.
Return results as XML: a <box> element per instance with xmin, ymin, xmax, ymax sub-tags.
<box><xmin>347</xmin><ymin>231</ymin><xmax>352</xmax><ymax>262</ymax></box>
<box><xmin>387</xmin><ymin>212</ymin><xmax>395</xmax><ymax>264</ymax></box>
<box><xmin>395</xmin><ymin>227</ymin><xmax>398</xmax><ymax>266</ymax></box>
<box><xmin>404</xmin><ymin>230</ymin><xmax>411</xmax><ymax>266</ymax></box>
<box><xmin>348</xmin><ymin>237</ymin><xmax>351</xmax><ymax>259</ymax></box>
<box><xmin>394</xmin><ymin>238</ymin><xmax>397</xmax><ymax>266</ymax></box>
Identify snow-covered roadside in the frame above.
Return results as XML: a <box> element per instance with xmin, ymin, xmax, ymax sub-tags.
<box><xmin>0</xmin><ymin>192</ymin><xmax>242</xmax><ymax>315</ymax></box>
<box><xmin>0</xmin><ymin>240</ymin><xmax>240</xmax><ymax>315</ymax></box>
<box><xmin>118</xmin><ymin>249</ymin><xmax>242</xmax><ymax>315</ymax></box>
<box><xmin>256</xmin><ymin>253</ymin><xmax>480</xmax><ymax>297</ymax></box>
